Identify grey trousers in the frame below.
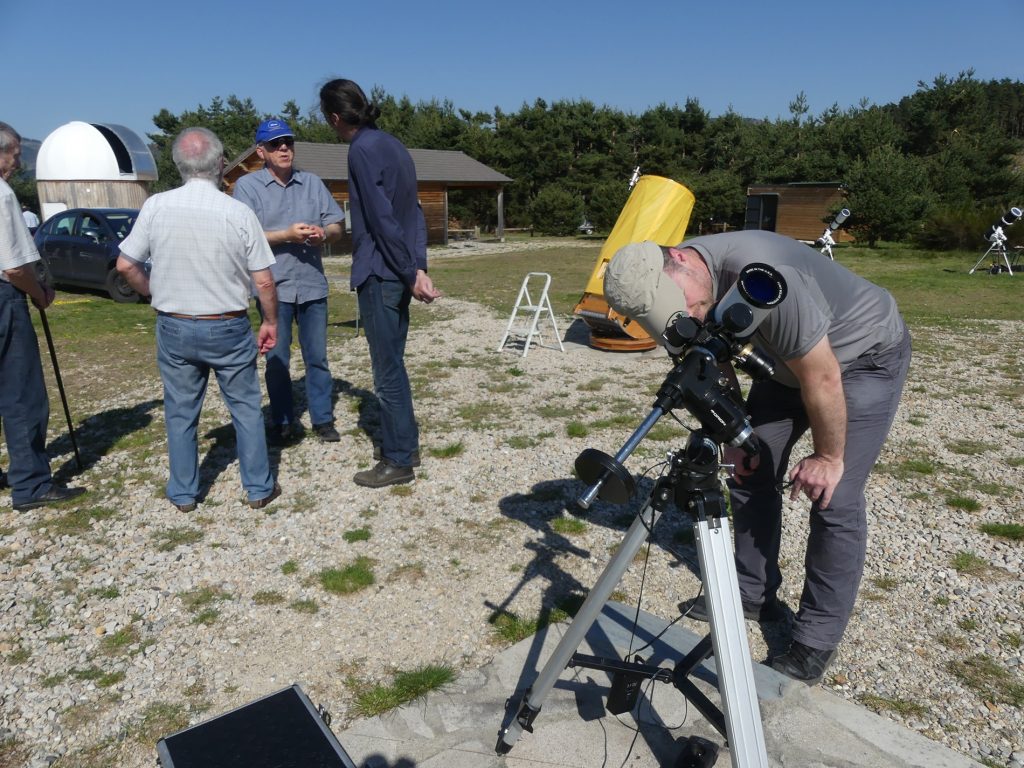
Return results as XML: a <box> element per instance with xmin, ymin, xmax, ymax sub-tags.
<box><xmin>728</xmin><ymin>327</ymin><xmax>912</xmax><ymax>651</ymax></box>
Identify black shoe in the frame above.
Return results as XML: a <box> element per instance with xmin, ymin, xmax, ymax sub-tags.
<box><xmin>13</xmin><ymin>485</ymin><xmax>86</xmax><ymax>511</ymax></box>
<box><xmin>249</xmin><ymin>483</ymin><xmax>282</xmax><ymax>510</ymax></box>
<box><xmin>770</xmin><ymin>640</ymin><xmax>836</xmax><ymax>684</ymax></box>
<box><xmin>681</xmin><ymin>595</ymin><xmax>786</xmax><ymax>623</ymax></box>
<box><xmin>372</xmin><ymin>445</ymin><xmax>421</xmax><ymax>467</ymax></box>
<box><xmin>268</xmin><ymin>423</ymin><xmax>303</xmax><ymax>447</ymax></box>
<box><xmin>313</xmin><ymin>422</ymin><xmax>341</xmax><ymax>443</ymax></box>
<box><xmin>0</xmin><ymin>469</ymin><xmax>6</xmax><ymax>490</ymax></box>
<box><xmin>354</xmin><ymin>461</ymin><xmax>414</xmax><ymax>488</ymax></box>
<box><xmin>172</xmin><ymin>500</ymin><xmax>197</xmax><ymax>513</ymax></box>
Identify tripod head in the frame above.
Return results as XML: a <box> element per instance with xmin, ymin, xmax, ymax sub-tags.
<box><xmin>576</xmin><ymin>264</ymin><xmax>787</xmax><ymax>510</ymax></box>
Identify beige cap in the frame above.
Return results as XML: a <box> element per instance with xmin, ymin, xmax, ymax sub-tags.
<box><xmin>603</xmin><ymin>241</ymin><xmax>686</xmax><ymax>344</ymax></box>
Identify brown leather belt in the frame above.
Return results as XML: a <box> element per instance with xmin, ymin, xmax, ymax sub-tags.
<box><xmin>159</xmin><ymin>310</ymin><xmax>248</xmax><ymax>320</ymax></box>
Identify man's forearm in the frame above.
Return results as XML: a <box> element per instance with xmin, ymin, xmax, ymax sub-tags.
<box><xmin>253</xmin><ymin>271</ymin><xmax>278</xmax><ymax>324</ymax></box>
<box><xmin>3</xmin><ymin>265</ymin><xmax>46</xmax><ymax>305</ymax></box>
<box><xmin>115</xmin><ymin>256</ymin><xmax>150</xmax><ymax>296</ymax></box>
<box><xmin>802</xmin><ymin>379</ymin><xmax>846</xmax><ymax>461</ymax></box>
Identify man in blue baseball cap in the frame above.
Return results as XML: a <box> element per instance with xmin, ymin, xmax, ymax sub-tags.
<box><xmin>234</xmin><ymin>118</ymin><xmax>346</xmax><ymax>446</ymax></box>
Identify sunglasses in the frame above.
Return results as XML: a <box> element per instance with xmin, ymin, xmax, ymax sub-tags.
<box><xmin>263</xmin><ymin>137</ymin><xmax>294</xmax><ymax>150</ymax></box>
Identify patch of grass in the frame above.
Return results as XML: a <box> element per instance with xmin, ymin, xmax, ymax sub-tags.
<box><xmin>349</xmin><ymin>663</ymin><xmax>456</xmax><ymax>717</ymax></box>
<box><xmin>550</xmin><ymin>516</ymin><xmax>587</xmax><ymax>535</ymax></box>
<box><xmin>388</xmin><ymin>562</ymin><xmax>426</xmax><ymax>582</ymax></box>
<box><xmin>578</xmin><ymin>376</ymin><xmax>611</xmax><ymax>392</ymax></box>
<box><xmin>537</xmin><ymin>404</ymin><xmax>575</xmax><ymax>419</ymax></box>
<box><xmin>281</xmin><ymin>560</ymin><xmax>299</xmax><ymax>575</ymax></box>
<box><xmin>289</xmin><ymin>599</ymin><xmax>319</xmax><ymax>614</ymax></box>
<box><xmin>130</xmin><ymin>701</ymin><xmax>190</xmax><ymax>744</ymax></box>
<box><xmin>6</xmin><ymin>646</ymin><xmax>30</xmax><ymax>664</ymax></box>
<box><xmin>342</xmin><ymin>527</ymin><xmax>372</xmax><ymax>543</ymax></box>
<box><xmin>951</xmin><ymin>551</ymin><xmax>988</xmax><ymax>576</ymax></box>
<box><xmin>253</xmin><ymin>590</ymin><xmax>285</xmax><ymax>605</ymax></box>
<box><xmin>90</xmin><ymin>585</ymin><xmax>120</xmax><ymax>599</ymax></box>
<box><xmin>947</xmin><ymin>654</ymin><xmax>1024</xmax><ymax>706</ymax></box>
<box><xmin>390</xmin><ymin>485</ymin><xmax>414</xmax><ymax>497</ymax></box>
<box><xmin>319</xmin><ymin>557</ymin><xmax>375</xmax><ymax>595</ymax></box>
<box><xmin>100</xmin><ymin>624</ymin><xmax>143</xmax><ymax>656</ymax></box>
<box><xmin>978</xmin><ymin>522</ymin><xmax>1024</xmax><ymax>541</ymax></box>
<box><xmin>937</xmin><ymin>631</ymin><xmax>969</xmax><ymax>651</ymax></box>
<box><xmin>34</xmin><ymin>506</ymin><xmax>116</xmax><ymax>536</ymax></box>
<box><xmin>870</xmin><ymin>576</ymin><xmax>901</xmax><ymax>591</ymax></box>
<box><xmin>944</xmin><ymin>495</ymin><xmax>980</xmax><ymax>512</ymax></box>
<box><xmin>427</xmin><ymin>441</ymin><xmax>464</xmax><ymax>459</ymax></box>
<box><xmin>152</xmin><ymin>526</ymin><xmax>204</xmax><ymax>552</ymax></box>
<box><xmin>488</xmin><ymin>611</ymin><xmax>540</xmax><ymax>644</ymax></box>
<box><xmin>946</xmin><ymin>439</ymin><xmax>994</xmax><ymax>456</ymax></box>
<box><xmin>957</xmin><ymin>618</ymin><xmax>978</xmax><ymax>631</ymax></box>
<box><xmin>70</xmin><ymin>666</ymin><xmax>125</xmax><ymax>688</ymax></box>
<box><xmin>875</xmin><ymin>458</ymin><xmax>936</xmax><ymax>478</ymax></box>
<box><xmin>566</xmin><ymin>421</ymin><xmax>589</xmax><ymax>438</ymax></box>
<box><xmin>179</xmin><ymin>585</ymin><xmax>231</xmax><ymax>625</ymax></box>
<box><xmin>859</xmin><ymin>694</ymin><xmax>928</xmax><ymax>718</ymax></box>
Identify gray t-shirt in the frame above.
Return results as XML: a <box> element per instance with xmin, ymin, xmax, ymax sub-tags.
<box><xmin>681</xmin><ymin>230</ymin><xmax>905</xmax><ymax>388</ymax></box>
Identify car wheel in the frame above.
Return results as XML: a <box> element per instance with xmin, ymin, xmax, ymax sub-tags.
<box><xmin>105</xmin><ymin>268</ymin><xmax>141</xmax><ymax>303</ymax></box>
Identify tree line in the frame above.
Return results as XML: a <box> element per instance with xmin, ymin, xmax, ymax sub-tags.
<box><xmin>140</xmin><ymin>69</ymin><xmax>1024</xmax><ymax>249</ymax></box>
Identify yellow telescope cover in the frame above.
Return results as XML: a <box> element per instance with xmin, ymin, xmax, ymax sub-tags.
<box><xmin>584</xmin><ymin>175</ymin><xmax>695</xmax><ymax>295</ymax></box>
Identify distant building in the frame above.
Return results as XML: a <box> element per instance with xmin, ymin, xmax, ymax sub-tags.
<box><xmin>35</xmin><ymin>122</ymin><xmax>157</xmax><ymax>220</ymax></box>
<box><xmin>744</xmin><ymin>182</ymin><xmax>853</xmax><ymax>243</ymax></box>
<box><xmin>224</xmin><ymin>141</ymin><xmax>512</xmax><ymax>250</ymax></box>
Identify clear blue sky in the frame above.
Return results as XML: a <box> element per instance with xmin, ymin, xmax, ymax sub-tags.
<box><xmin>4</xmin><ymin>0</ymin><xmax>1019</xmax><ymax>144</ymax></box>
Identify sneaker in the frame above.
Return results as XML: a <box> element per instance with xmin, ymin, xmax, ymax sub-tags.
<box><xmin>354</xmin><ymin>461</ymin><xmax>414</xmax><ymax>488</ymax></box>
<box><xmin>172</xmin><ymin>500</ymin><xmax>197</xmax><ymax>513</ymax></box>
<box><xmin>372</xmin><ymin>445</ymin><xmax>421</xmax><ymax>467</ymax></box>
<box><xmin>13</xmin><ymin>485</ymin><xmax>86</xmax><ymax>511</ymax></box>
<box><xmin>681</xmin><ymin>594</ymin><xmax>786</xmax><ymax>623</ymax></box>
<box><xmin>770</xmin><ymin>640</ymin><xmax>837</xmax><ymax>684</ymax></box>
<box><xmin>313</xmin><ymin>422</ymin><xmax>341</xmax><ymax>443</ymax></box>
<box><xmin>249</xmin><ymin>483</ymin><xmax>282</xmax><ymax>510</ymax></box>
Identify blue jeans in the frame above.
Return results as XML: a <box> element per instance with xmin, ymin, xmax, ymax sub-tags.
<box><xmin>357</xmin><ymin>277</ymin><xmax>418</xmax><ymax>467</ymax></box>
<box><xmin>261</xmin><ymin>297</ymin><xmax>333</xmax><ymax>427</ymax></box>
<box><xmin>0</xmin><ymin>282</ymin><xmax>53</xmax><ymax>505</ymax></box>
<box><xmin>155</xmin><ymin>314</ymin><xmax>274</xmax><ymax>504</ymax></box>
<box><xmin>729</xmin><ymin>328</ymin><xmax>912</xmax><ymax>650</ymax></box>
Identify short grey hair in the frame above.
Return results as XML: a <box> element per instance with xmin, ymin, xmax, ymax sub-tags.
<box><xmin>0</xmin><ymin>121</ymin><xmax>21</xmax><ymax>153</ymax></box>
<box><xmin>171</xmin><ymin>127</ymin><xmax>224</xmax><ymax>181</ymax></box>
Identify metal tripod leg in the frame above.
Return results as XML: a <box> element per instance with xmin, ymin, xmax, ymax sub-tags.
<box><xmin>496</xmin><ymin>498</ymin><xmax>661</xmax><ymax>753</ymax></box>
<box><xmin>970</xmin><ymin>243</ymin><xmax>1003</xmax><ymax>274</ymax></box>
<box><xmin>692</xmin><ymin>515</ymin><xmax>768</xmax><ymax>767</ymax></box>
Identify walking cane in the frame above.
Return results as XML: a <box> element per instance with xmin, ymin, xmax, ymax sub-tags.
<box><xmin>37</xmin><ymin>308</ymin><xmax>82</xmax><ymax>470</ymax></box>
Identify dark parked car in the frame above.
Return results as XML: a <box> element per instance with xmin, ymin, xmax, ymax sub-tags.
<box><xmin>34</xmin><ymin>208</ymin><xmax>142</xmax><ymax>302</ymax></box>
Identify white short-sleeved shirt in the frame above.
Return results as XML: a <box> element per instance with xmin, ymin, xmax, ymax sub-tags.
<box><xmin>119</xmin><ymin>178</ymin><xmax>275</xmax><ymax>314</ymax></box>
<box><xmin>0</xmin><ymin>179</ymin><xmax>41</xmax><ymax>282</ymax></box>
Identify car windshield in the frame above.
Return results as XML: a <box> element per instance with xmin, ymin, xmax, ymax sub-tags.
<box><xmin>105</xmin><ymin>213</ymin><xmax>137</xmax><ymax>240</ymax></box>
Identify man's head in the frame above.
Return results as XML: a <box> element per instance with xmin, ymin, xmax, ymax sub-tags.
<box><xmin>0</xmin><ymin>121</ymin><xmax>22</xmax><ymax>182</ymax></box>
<box><xmin>319</xmin><ymin>79</ymin><xmax>380</xmax><ymax>142</ymax></box>
<box><xmin>171</xmin><ymin>127</ymin><xmax>225</xmax><ymax>184</ymax></box>
<box><xmin>255</xmin><ymin>119</ymin><xmax>295</xmax><ymax>177</ymax></box>
<box><xmin>604</xmin><ymin>241</ymin><xmax>714</xmax><ymax>343</ymax></box>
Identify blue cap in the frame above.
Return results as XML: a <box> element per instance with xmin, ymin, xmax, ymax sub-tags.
<box><xmin>255</xmin><ymin>118</ymin><xmax>294</xmax><ymax>144</ymax></box>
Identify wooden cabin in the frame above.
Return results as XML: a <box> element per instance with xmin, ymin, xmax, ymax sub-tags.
<box><xmin>744</xmin><ymin>182</ymin><xmax>853</xmax><ymax>242</ymax></box>
<box><xmin>224</xmin><ymin>142</ymin><xmax>512</xmax><ymax>251</ymax></box>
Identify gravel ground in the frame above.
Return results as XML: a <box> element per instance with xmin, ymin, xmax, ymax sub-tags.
<box><xmin>1</xmin><ymin>242</ymin><xmax>1022</xmax><ymax>767</ymax></box>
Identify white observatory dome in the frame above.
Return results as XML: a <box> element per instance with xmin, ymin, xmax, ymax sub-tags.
<box><xmin>36</xmin><ymin>121</ymin><xmax>157</xmax><ymax>181</ymax></box>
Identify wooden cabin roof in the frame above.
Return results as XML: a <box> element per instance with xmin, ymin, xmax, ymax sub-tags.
<box><xmin>226</xmin><ymin>141</ymin><xmax>512</xmax><ymax>188</ymax></box>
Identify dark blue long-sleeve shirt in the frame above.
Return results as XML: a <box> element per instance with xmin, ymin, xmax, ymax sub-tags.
<box><xmin>346</xmin><ymin>127</ymin><xmax>427</xmax><ymax>290</ymax></box>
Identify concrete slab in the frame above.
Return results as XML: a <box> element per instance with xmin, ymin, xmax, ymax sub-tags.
<box><xmin>336</xmin><ymin>602</ymin><xmax>983</xmax><ymax>767</ymax></box>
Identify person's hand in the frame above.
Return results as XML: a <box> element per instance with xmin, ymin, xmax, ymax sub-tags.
<box><xmin>286</xmin><ymin>223</ymin><xmax>320</xmax><ymax>244</ymax></box>
<box><xmin>788</xmin><ymin>453</ymin><xmax>844</xmax><ymax>508</ymax></box>
<box><xmin>257</xmin><ymin>322</ymin><xmax>277</xmax><ymax>355</ymax></box>
<box><xmin>724</xmin><ymin>445</ymin><xmax>758</xmax><ymax>484</ymax></box>
<box><xmin>412</xmin><ymin>270</ymin><xmax>441</xmax><ymax>304</ymax></box>
<box><xmin>302</xmin><ymin>225</ymin><xmax>326</xmax><ymax>245</ymax></box>
<box><xmin>32</xmin><ymin>284</ymin><xmax>55</xmax><ymax>310</ymax></box>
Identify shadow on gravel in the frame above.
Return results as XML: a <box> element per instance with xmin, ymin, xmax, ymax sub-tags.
<box><xmin>358</xmin><ymin>756</ymin><xmax>415</xmax><ymax>768</ymax></box>
<box><xmin>49</xmin><ymin>398</ymin><xmax>161</xmax><ymax>482</ymax></box>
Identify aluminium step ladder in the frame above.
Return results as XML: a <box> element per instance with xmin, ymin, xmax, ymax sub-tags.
<box><xmin>497</xmin><ymin>272</ymin><xmax>565</xmax><ymax>357</ymax></box>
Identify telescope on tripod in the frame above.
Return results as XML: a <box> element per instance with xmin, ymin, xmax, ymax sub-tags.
<box><xmin>969</xmin><ymin>207</ymin><xmax>1022</xmax><ymax>275</ymax></box>
<box><xmin>814</xmin><ymin>208</ymin><xmax>850</xmax><ymax>260</ymax></box>
<box><xmin>497</xmin><ymin>264</ymin><xmax>788</xmax><ymax>767</ymax></box>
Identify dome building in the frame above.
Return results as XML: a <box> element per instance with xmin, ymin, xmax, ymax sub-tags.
<box><xmin>36</xmin><ymin>121</ymin><xmax>157</xmax><ymax>220</ymax></box>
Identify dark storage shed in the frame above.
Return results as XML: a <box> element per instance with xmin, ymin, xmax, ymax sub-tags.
<box><xmin>744</xmin><ymin>182</ymin><xmax>852</xmax><ymax>243</ymax></box>
<box><xmin>224</xmin><ymin>142</ymin><xmax>511</xmax><ymax>251</ymax></box>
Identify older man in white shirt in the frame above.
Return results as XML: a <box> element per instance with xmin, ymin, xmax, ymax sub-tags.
<box><xmin>117</xmin><ymin>127</ymin><xmax>282</xmax><ymax>512</ymax></box>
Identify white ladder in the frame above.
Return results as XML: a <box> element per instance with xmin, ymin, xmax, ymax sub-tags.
<box><xmin>497</xmin><ymin>272</ymin><xmax>565</xmax><ymax>357</ymax></box>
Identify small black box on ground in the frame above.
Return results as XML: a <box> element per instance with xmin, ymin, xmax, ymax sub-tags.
<box><xmin>156</xmin><ymin>684</ymin><xmax>357</xmax><ymax>768</ymax></box>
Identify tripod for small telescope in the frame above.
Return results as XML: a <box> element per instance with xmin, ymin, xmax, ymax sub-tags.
<box><xmin>815</xmin><ymin>208</ymin><xmax>850</xmax><ymax>261</ymax></box>
<box><xmin>970</xmin><ymin>207</ymin><xmax>1022</xmax><ymax>275</ymax></box>
<box><xmin>496</xmin><ymin>334</ymin><xmax>773</xmax><ymax>767</ymax></box>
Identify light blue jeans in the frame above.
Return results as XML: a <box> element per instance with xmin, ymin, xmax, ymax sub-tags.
<box><xmin>262</xmin><ymin>297</ymin><xmax>333</xmax><ymax>427</ymax></box>
<box><xmin>155</xmin><ymin>314</ymin><xmax>274</xmax><ymax>504</ymax></box>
